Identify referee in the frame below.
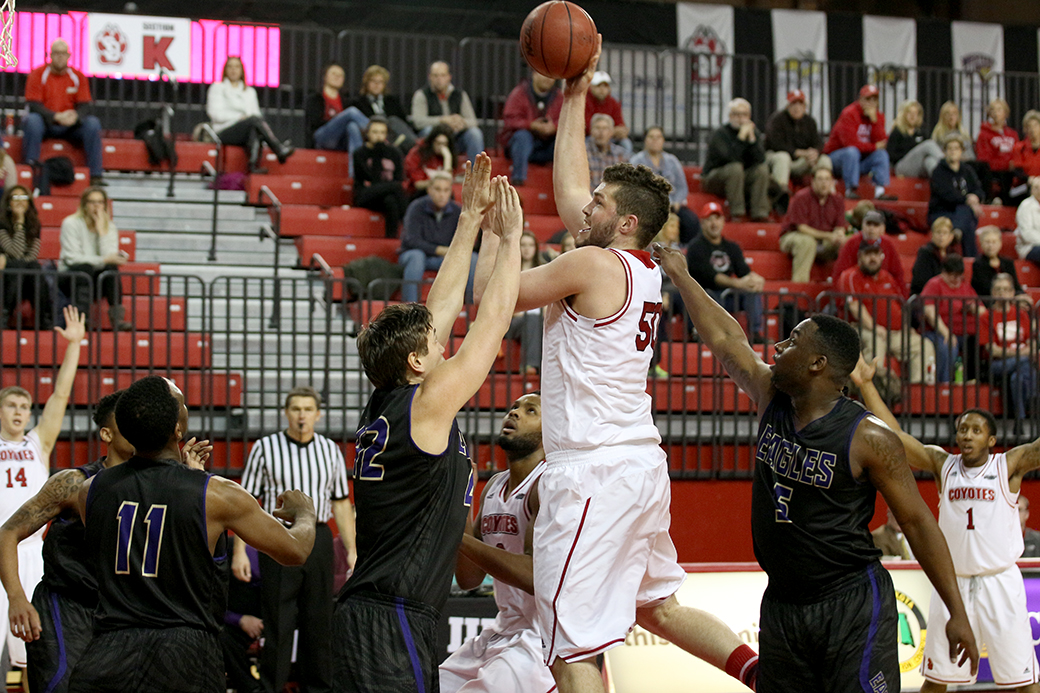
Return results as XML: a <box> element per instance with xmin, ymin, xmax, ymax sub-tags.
<box><xmin>235</xmin><ymin>387</ymin><xmax>356</xmax><ymax>693</ymax></box>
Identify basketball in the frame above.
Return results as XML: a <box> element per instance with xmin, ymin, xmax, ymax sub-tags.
<box><xmin>519</xmin><ymin>1</ymin><xmax>598</xmax><ymax>80</ymax></box>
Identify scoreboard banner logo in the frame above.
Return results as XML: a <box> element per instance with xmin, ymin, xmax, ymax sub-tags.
<box><xmin>87</xmin><ymin>13</ymin><xmax>191</xmax><ymax>80</ymax></box>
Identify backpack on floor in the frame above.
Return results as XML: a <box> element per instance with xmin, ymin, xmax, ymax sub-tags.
<box><xmin>133</xmin><ymin>118</ymin><xmax>179</xmax><ymax>169</ymax></box>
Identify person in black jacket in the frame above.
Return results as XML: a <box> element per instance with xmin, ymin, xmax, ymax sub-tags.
<box><xmin>352</xmin><ymin>116</ymin><xmax>408</xmax><ymax>238</ymax></box>
<box><xmin>701</xmin><ymin>98</ymin><xmax>771</xmax><ymax>221</ymax></box>
<box><xmin>764</xmin><ymin>90</ymin><xmax>831</xmax><ymax>190</ymax></box>
<box><xmin>888</xmin><ymin>100</ymin><xmax>945</xmax><ymax>178</ymax></box>
<box><xmin>972</xmin><ymin>225</ymin><xmax>1025</xmax><ymax>298</ymax></box>
<box><xmin>304</xmin><ymin>62</ymin><xmax>370</xmax><ymax>174</ymax></box>
<box><xmin>910</xmin><ymin>216</ymin><xmax>959</xmax><ymax>296</ymax></box>
<box><xmin>350</xmin><ymin>65</ymin><xmax>417</xmax><ymax>154</ymax></box>
<box><xmin>929</xmin><ymin>135</ymin><xmax>983</xmax><ymax>257</ymax></box>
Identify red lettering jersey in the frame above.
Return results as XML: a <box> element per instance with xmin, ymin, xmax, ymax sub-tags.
<box><xmin>25</xmin><ymin>65</ymin><xmax>92</xmax><ymax>113</ymax></box>
<box><xmin>0</xmin><ymin>430</ymin><xmax>48</xmax><ymax>544</ymax></box>
<box><xmin>837</xmin><ymin>267</ymin><xmax>903</xmax><ymax>329</ymax></box>
<box><xmin>938</xmin><ymin>453</ymin><xmax>1021</xmax><ymax>575</ymax></box>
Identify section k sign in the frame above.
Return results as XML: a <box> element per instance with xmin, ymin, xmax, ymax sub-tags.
<box><xmin>87</xmin><ymin>13</ymin><xmax>191</xmax><ymax>80</ymax></box>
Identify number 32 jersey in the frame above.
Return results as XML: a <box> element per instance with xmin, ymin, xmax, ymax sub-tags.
<box><xmin>541</xmin><ymin>248</ymin><xmax>663</xmax><ymax>453</ymax></box>
<box><xmin>0</xmin><ymin>430</ymin><xmax>48</xmax><ymax>545</ymax></box>
<box><xmin>938</xmin><ymin>453</ymin><xmax>1022</xmax><ymax>576</ymax></box>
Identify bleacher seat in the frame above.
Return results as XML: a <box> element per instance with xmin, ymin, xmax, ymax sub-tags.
<box><xmin>524</xmin><ymin>215</ymin><xmax>565</xmax><ymax>243</ymax></box>
<box><xmin>743</xmin><ymin>251</ymin><xmax>790</xmax><ymax>280</ymax></box>
<box><xmin>895</xmin><ymin>384</ymin><xmax>1000</xmax><ymax>415</ymax></box>
<box><xmin>979</xmin><ymin>205</ymin><xmax>1017</xmax><ymax>231</ymax></box>
<box><xmin>725</xmin><ymin>222</ymin><xmax>783</xmax><ymax>251</ymax></box>
<box><xmin>884</xmin><ymin>177</ymin><xmax>930</xmax><ymax>202</ymax></box>
<box><xmin>36</xmin><ymin>197</ymin><xmax>87</xmax><ymax>226</ymax></box>
<box><xmin>38</xmin><ymin>229</ymin><xmax>136</xmax><ymax>262</ymax></box>
<box><xmin>1</xmin><ymin>331</ymin><xmax>209</xmax><ymax>368</ymax></box>
<box><xmin>687</xmin><ymin>192</ymin><xmax>726</xmax><ymax>215</ymax></box>
<box><xmin>1016</xmin><ymin>260</ymin><xmax>1038</xmax><ymax>288</ymax></box>
<box><xmin>683</xmin><ymin>166</ymin><xmax>702</xmax><ymax>194</ymax></box>
<box><xmin>257</xmin><ymin>149</ymin><xmax>351</xmax><ymax>178</ymax></box>
<box><xmin>1</xmin><ymin>369</ymin><xmax>241</xmax><ymax>407</ymax></box>
<box><xmin>14</xmin><ymin>166</ymin><xmax>90</xmax><ymax>197</ymax></box>
<box><xmin>295</xmin><ymin>236</ymin><xmax>399</xmax><ymax>267</ymax></box>
<box><xmin>658</xmin><ymin>342</ymin><xmax>768</xmax><ymax>377</ymax></box>
<box><xmin>247</xmin><ymin>175</ymin><xmax>353</xmax><ymax>207</ymax></box>
<box><xmin>93</xmin><ymin>296</ymin><xmax>185</xmax><ymax>331</ymax></box>
<box><xmin>276</xmin><ymin>205</ymin><xmax>385</xmax><ymax>238</ymax></box>
<box><xmin>891</xmin><ymin>232</ymin><xmax>930</xmax><ymax>257</ymax></box>
<box><xmin>647</xmin><ymin>377</ymin><xmax>754</xmax><ymax>413</ymax></box>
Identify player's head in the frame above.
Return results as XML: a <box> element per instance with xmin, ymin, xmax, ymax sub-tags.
<box><xmin>497</xmin><ymin>393</ymin><xmax>543</xmax><ymax>462</ymax></box>
<box><xmin>0</xmin><ymin>387</ymin><xmax>32</xmax><ymax>438</ymax></box>
<box><xmin>94</xmin><ymin>390</ymin><xmax>134</xmax><ymax>462</ymax></box>
<box><xmin>114</xmin><ymin>377</ymin><xmax>183</xmax><ymax>455</ymax></box>
<box><xmin>284</xmin><ymin>387</ymin><xmax>322</xmax><ymax>439</ymax></box>
<box><xmin>581</xmin><ymin>164</ymin><xmax>671</xmax><ymax>250</ymax></box>
<box><xmin>771</xmin><ymin>315</ymin><xmax>860</xmax><ymax>393</ymax></box>
<box><xmin>357</xmin><ymin>304</ymin><xmax>440</xmax><ymax>389</ymax></box>
<box><xmin>955</xmin><ymin>409</ymin><xmax>997</xmax><ymax>461</ymax></box>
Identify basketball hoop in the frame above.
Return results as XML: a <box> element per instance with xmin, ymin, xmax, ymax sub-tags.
<box><xmin>0</xmin><ymin>0</ymin><xmax>15</xmax><ymax>69</ymax></box>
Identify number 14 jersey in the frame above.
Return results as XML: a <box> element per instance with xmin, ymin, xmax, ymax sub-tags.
<box><xmin>938</xmin><ymin>453</ymin><xmax>1022</xmax><ymax>576</ymax></box>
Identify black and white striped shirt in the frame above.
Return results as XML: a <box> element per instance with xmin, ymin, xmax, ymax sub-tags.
<box><xmin>241</xmin><ymin>431</ymin><xmax>350</xmax><ymax>523</ymax></box>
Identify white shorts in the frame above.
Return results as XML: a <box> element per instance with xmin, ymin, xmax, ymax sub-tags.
<box><xmin>922</xmin><ymin>564</ymin><xmax>1039</xmax><ymax>687</ymax></box>
<box><xmin>439</xmin><ymin>625</ymin><xmax>556</xmax><ymax>693</ymax></box>
<box><xmin>533</xmin><ymin>445</ymin><xmax>686</xmax><ymax>665</ymax></box>
<box><xmin>0</xmin><ymin>540</ymin><xmax>44</xmax><ymax>668</ymax></box>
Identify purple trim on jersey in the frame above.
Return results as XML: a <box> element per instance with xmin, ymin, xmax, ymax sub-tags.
<box><xmin>844</xmin><ymin>408</ymin><xmax>872</xmax><ymax>486</ymax></box>
<box><xmin>41</xmin><ymin>591</ymin><xmax>67</xmax><ymax>693</ymax></box>
<box><xmin>395</xmin><ymin>597</ymin><xmax>426</xmax><ymax>693</ymax></box>
<box><xmin>200</xmin><ymin>475</ymin><xmax>226</xmax><ymax>562</ymax></box>
<box><xmin>858</xmin><ymin>563</ymin><xmax>883</xmax><ymax>692</ymax></box>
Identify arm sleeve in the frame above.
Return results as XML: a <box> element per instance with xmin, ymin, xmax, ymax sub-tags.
<box><xmin>27</xmin><ymin>102</ymin><xmax>56</xmax><ymax>126</ymax></box>
<box><xmin>966</xmin><ymin>166</ymin><xmax>984</xmax><ymax>198</ymax></box>
<box><xmin>99</xmin><ymin>226</ymin><xmax>119</xmax><ymax>259</ymax></box>
<box><xmin>746</xmin><ymin>132</ymin><xmax>766</xmax><ymax>166</ymax></box>
<box><xmin>781</xmin><ymin>192</ymin><xmax>808</xmax><ymax>233</ymax></box>
<box><xmin>410</xmin><ymin>90</ymin><xmax>437</xmax><ymax>131</ymax></box>
<box><xmin>871</xmin><ymin>114</ymin><xmax>887</xmax><ymax>144</ymax></box>
<box><xmin>404</xmin><ymin>146</ymin><xmax>425</xmax><ymax>191</ymax></box>
<box><xmin>731</xmin><ymin>244</ymin><xmax>751</xmax><ymax>277</ymax></box>
<box><xmin>205</xmin><ymin>83</ymin><xmax>230</xmax><ymax>123</ymax></box>
<box><xmin>909</xmin><ymin>250</ymin><xmax>934</xmax><ymax>296</ymax></box>
<box><xmin>391</xmin><ymin>147</ymin><xmax>405</xmax><ymax>183</ymax></box>
<box><xmin>59</xmin><ymin>217</ymin><xmax>105</xmax><ymax>267</ymax></box>
<box><xmin>2</xmin><ymin>155</ymin><xmax>16</xmax><ymax>191</ymax></box>
<box><xmin>352</xmin><ymin>149</ymin><xmax>371</xmax><ymax>186</ymax></box>
<box><xmin>831</xmin><ymin>239</ymin><xmax>857</xmax><ymax>283</ymax></box>
<box><xmin>686</xmin><ymin>243</ymin><xmax>718</xmax><ymax>287</ymax></box>
<box><xmin>609</xmin><ymin>98</ymin><xmax>625</xmax><ymax>127</ymax></box>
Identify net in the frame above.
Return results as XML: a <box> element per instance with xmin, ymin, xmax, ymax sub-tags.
<box><xmin>0</xmin><ymin>0</ymin><xmax>15</xmax><ymax>69</ymax></box>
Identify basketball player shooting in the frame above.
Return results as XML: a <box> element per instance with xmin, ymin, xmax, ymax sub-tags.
<box><xmin>474</xmin><ymin>35</ymin><xmax>760</xmax><ymax>693</ymax></box>
<box><xmin>853</xmin><ymin>357</ymin><xmax>1040</xmax><ymax>692</ymax></box>
<box><xmin>653</xmin><ymin>244</ymin><xmax>978</xmax><ymax>691</ymax></box>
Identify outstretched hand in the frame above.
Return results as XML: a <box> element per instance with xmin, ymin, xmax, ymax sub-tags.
<box><xmin>562</xmin><ymin>34</ymin><xmax>603</xmax><ymax>96</ymax></box>
<box><xmin>182</xmin><ymin>437</ymin><xmax>213</xmax><ymax>470</ymax></box>
<box><xmin>651</xmin><ymin>242</ymin><xmax>689</xmax><ymax>282</ymax></box>
<box><xmin>849</xmin><ymin>354</ymin><xmax>879</xmax><ymax>387</ymax></box>
<box><xmin>54</xmin><ymin>305</ymin><xmax>86</xmax><ymax>344</ymax></box>
<box><xmin>488</xmin><ymin>177</ymin><xmax>523</xmax><ymax>240</ymax></box>
<box><xmin>461</xmin><ymin>153</ymin><xmax>495</xmax><ymax>216</ymax></box>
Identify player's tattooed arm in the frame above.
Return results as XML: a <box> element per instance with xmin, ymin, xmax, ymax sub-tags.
<box><xmin>1006</xmin><ymin>436</ymin><xmax>1040</xmax><ymax>482</ymax></box>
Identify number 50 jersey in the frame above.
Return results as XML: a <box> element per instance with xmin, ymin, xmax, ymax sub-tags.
<box><xmin>84</xmin><ymin>457</ymin><xmax>229</xmax><ymax>633</ymax></box>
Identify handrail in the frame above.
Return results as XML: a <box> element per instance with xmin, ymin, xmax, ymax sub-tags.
<box><xmin>309</xmin><ymin>252</ymin><xmax>334</xmax><ymax>279</ymax></box>
<box><xmin>257</xmin><ymin>185</ymin><xmax>284</xmax><ymax>329</ymax></box>
<box><xmin>200</xmin><ymin>124</ymin><xmax>223</xmax><ymax>262</ymax></box>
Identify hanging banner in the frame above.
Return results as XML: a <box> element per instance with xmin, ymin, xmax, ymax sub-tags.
<box><xmin>86</xmin><ymin>13</ymin><xmax>192</xmax><ymax>80</ymax></box>
<box><xmin>951</xmin><ymin>21</ymin><xmax>1004</xmax><ymax>136</ymax></box>
<box><xmin>772</xmin><ymin>9</ymin><xmax>829</xmax><ymax>129</ymax></box>
<box><xmin>676</xmin><ymin>2</ymin><xmax>734</xmax><ymax>132</ymax></box>
<box><xmin>598</xmin><ymin>47</ymin><xmax>688</xmax><ymax>141</ymax></box>
<box><xmin>863</xmin><ymin>16</ymin><xmax>917</xmax><ymax>125</ymax></box>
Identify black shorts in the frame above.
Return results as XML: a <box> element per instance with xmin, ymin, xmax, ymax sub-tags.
<box><xmin>759</xmin><ymin>562</ymin><xmax>899</xmax><ymax>693</ymax></box>
<box><xmin>67</xmin><ymin>626</ymin><xmax>222</xmax><ymax>693</ymax></box>
<box><xmin>333</xmin><ymin>592</ymin><xmax>440</xmax><ymax>693</ymax></box>
<box><xmin>26</xmin><ymin>585</ymin><xmax>94</xmax><ymax>693</ymax></box>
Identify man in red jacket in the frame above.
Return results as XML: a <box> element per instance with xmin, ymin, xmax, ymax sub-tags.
<box><xmin>824</xmin><ymin>85</ymin><xmax>896</xmax><ymax>201</ymax></box>
<box><xmin>498</xmin><ymin>71</ymin><xmax>563</xmax><ymax>186</ymax></box>
<box><xmin>832</xmin><ymin>210</ymin><xmax>905</xmax><ymax>289</ymax></box>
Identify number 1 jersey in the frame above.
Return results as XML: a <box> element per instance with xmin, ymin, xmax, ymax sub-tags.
<box><xmin>84</xmin><ymin>457</ymin><xmax>229</xmax><ymax>633</ymax></box>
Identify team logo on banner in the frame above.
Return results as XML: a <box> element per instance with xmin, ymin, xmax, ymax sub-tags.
<box><xmin>876</xmin><ymin>64</ymin><xmax>909</xmax><ymax>86</ymax></box>
<box><xmin>683</xmin><ymin>25</ymin><xmax>727</xmax><ymax>84</ymax></box>
<box><xmin>95</xmin><ymin>23</ymin><xmax>128</xmax><ymax>66</ymax></box>
<box><xmin>961</xmin><ymin>52</ymin><xmax>996</xmax><ymax>79</ymax></box>
<box><xmin>782</xmin><ymin>50</ymin><xmax>823</xmax><ymax>79</ymax></box>
<box><xmin>895</xmin><ymin>589</ymin><xmax>928</xmax><ymax>673</ymax></box>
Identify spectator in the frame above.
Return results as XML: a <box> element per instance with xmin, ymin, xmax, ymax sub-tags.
<box><xmin>823</xmin><ymin>85</ymin><xmax>896</xmax><ymax>201</ymax></box>
<box><xmin>350</xmin><ymin>64</ymin><xmax>417</xmax><ymax>153</ymax></box>
<box><xmin>410</xmin><ymin>61</ymin><xmax>484</xmax><ymax>163</ymax></box>
<box><xmin>499</xmin><ymin>71</ymin><xmax>562</xmax><ymax>186</ymax></box>
<box><xmin>585</xmin><ymin>71</ymin><xmax>632</xmax><ymax>154</ymax></box>
<box><xmin>585</xmin><ymin>114</ymin><xmax>628</xmax><ymax>191</ymax></box>
<box><xmin>304</xmin><ymin>62</ymin><xmax>369</xmax><ymax>173</ymax></box>
<box><xmin>649</xmin><ymin>214</ymin><xmax>683</xmax><ymax>379</ymax></box>
<box><xmin>0</xmin><ymin>150</ymin><xmax>16</xmax><ymax>196</ymax></box>
<box><xmin>221</xmin><ymin>538</ymin><xmax>262</xmax><ymax>693</ymax></box>
<box><xmin>985</xmin><ymin>272</ymin><xmax>1035</xmax><ymax>421</ymax></box>
<box><xmin>929</xmin><ymin>135</ymin><xmax>983</xmax><ymax>258</ymax></box>
<box><xmin>22</xmin><ymin>39</ymin><xmax>104</xmax><ymax>185</ymax></box>
<box><xmin>1016</xmin><ymin>176</ymin><xmax>1040</xmax><ymax>265</ymax></box>
<box><xmin>398</xmin><ymin>172</ymin><xmax>472</xmax><ymax>303</ymax></box>
<box><xmin>685</xmin><ymin>201</ymin><xmax>765</xmax><ymax>342</ymax></box>
<box><xmin>404</xmin><ymin>124</ymin><xmax>456</xmax><ymax>198</ymax></box>
<box><xmin>838</xmin><ymin>238</ymin><xmax>934</xmax><ymax>385</ymax></box>
<box><xmin>832</xmin><ymin>210</ymin><xmax>905</xmax><ymax>289</ymax></box>
<box><xmin>504</xmin><ymin>231</ymin><xmax>544</xmax><ymax>374</ymax></box>
<box><xmin>630</xmin><ymin>126</ymin><xmax>700</xmax><ymax>243</ymax></box>
<box><xmin>871</xmin><ymin>509</ymin><xmax>913</xmax><ymax>560</ymax></box>
<box><xmin>1011</xmin><ymin>110</ymin><xmax>1040</xmax><ymax>178</ymax></box>
<box><xmin>888</xmin><ymin>100</ymin><xmax>944</xmax><ymax>178</ymax></box>
<box><xmin>931</xmin><ymin>100</ymin><xmax>989</xmax><ymax>194</ymax></box>
<box><xmin>764</xmin><ymin>89</ymin><xmax>830</xmax><ymax>191</ymax></box>
<box><xmin>975</xmin><ymin>98</ymin><xmax>1022</xmax><ymax>205</ymax></box>
<box><xmin>58</xmin><ymin>187</ymin><xmax>130</xmax><ymax>330</ymax></box>
<box><xmin>206</xmin><ymin>57</ymin><xmax>294</xmax><ymax>173</ymax></box>
<box><xmin>921</xmin><ymin>253</ymin><xmax>986</xmax><ymax>382</ymax></box>
<box><xmin>0</xmin><ymin>185</ymin><xmax>51</xmax><ymax>328</ymax></box>
<box><xmin>352</xmin><ymin>116</ymin><xmax>408</xmax><ymax>238</ymax></box>
<box><xmin>702</xmin><ymin>98</ymin><xmax>770</xmax><ymax>221</ymax></box>
<box><xmin>1019</xmin><ymin>497</ymin><xmax>1040</xmax><ymax>558</ymax></box>
<box><xmin>542</xmin><ymin>230</ymin><xmax>575</xmax><ymax>263</ymax></box>
<box><xmin>780</xmin><ymin>166</ymin><xmax>847</xmax><ymax>282</ymax></box>
<box><xmin>911</xmin><ymin>216</ymin><xmax>959</xmax><ymax>296</ymax></box>
<box><xmin>972</xmin><ymin>225</ymin><xmax>1023</xmax><ymax>297</ymax></box>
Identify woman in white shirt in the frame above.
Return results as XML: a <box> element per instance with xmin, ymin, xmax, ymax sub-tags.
<box><xmin>206</xmin><ymin>56</ymin><xmax>294</xmax><ymax>172</ymax></box>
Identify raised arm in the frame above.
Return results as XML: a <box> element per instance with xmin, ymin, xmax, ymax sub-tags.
<box><xmin>459</xmin><ymin>476</ymin><xmax>538</xmax><ymax>595</ymax></box>
<box><xmin>35</xmin><ymin>306</ymin><xmax>86</xmax><ymax>459</ymax></box>
<box><xmin>1</xmin><ymin>468</ymin><xmax>87</xmax><ymax>641</ymax></box>
<box><xmin>854</xmin><ymin>420</ymin><xmax>979</xmax><ymax>674</ymax></box>
<box><xmin>1006</xmin><ymin>437</ymin><xmax>1040</xmax><ymax>486</ymax></box>
<box><xmin>207</xmin><ymin>477</ymin><xmax>316</xmax><ymax>566</ymax></box>
<box><xmin>553</xmin><ymin>35</ymin><xmax>602</xmax><ymax>234</ymax></box>
<box><xmin>425</xmin><ymin>155</ymin><xmax>494</xmax><ymax>340</ymax></box>
<box><xmin>652</xmin><ymin>243</ymin><xmax>773</xmax><ymax>405</ymax></box>
<box><xmin>454</xmin><ymin>482</ymin><xmax>491</xmax><ymax>591</ymax></box>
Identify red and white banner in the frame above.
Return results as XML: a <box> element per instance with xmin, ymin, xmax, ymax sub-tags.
<box><xmin>951</xmin><ymin>21</ymin><xmax>1004</xmax><ymax>135</ymax></box>
<box><xmin>863</xmin><ymin>16</ymin><xmax>917</xmax><ymax>125</ymax></box>
<box><xmin>772</xmin><ymin>9</ymin><xmax>829</xmax><ymax>129</ymax></box>
<box><xmin>86</xmin><ymin>13</ymin><xmax>191</xmax><ymax>80</ymax></box>
<box><xmin>676</xmin><ymin>2</ymin><xmax>734</xmax><ymax>130</ymax></box>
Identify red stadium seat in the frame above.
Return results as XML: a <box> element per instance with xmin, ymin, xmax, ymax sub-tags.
<box><xmin>119</xmin><ymin>263</ymin><xmax>161</xmax><ymax>295</ymax></box>
<box><xmin>277</xmin><ymin>205</ymin><xmax>385</xmax><ymax>238</ymax></box>
<box><xmin>1</xmin><ymin>369</ymin><xmax>241</xmax><ymax>407</ymax></box>
<box><xmin>1016</xmin><ymin>260</ymin><xmax>1039</xmax><ymax>288</ymax></box>
<box><xmin>470</xmin><ymin>374</ymin><xmax>540</xmax><ymax>409</ymax></box>
<box><xmin>891</xmin><ymin>232</ymin><xmax>929</xmax><ymax>257</ymax></box>
<box><xmin>743</xmin><ymin>251</ymin><xmax>791</xmax><ymax>280</ymax></box>
<box><xmin>896</xmin><ymin>384</ymin><xmax>1000</xmax><ymax>416</ymax></box>
<box><xmin>0</xmin><ymin>331</ymin><xmax>210</xmax><ymax>368</ymax></box>
<box><xmin>683</xmin><ymin>166</ymin><xmax>702</xmax><ymax>194</ymax></box>
<box><xmin>247</xmin><ymin>175</ymin><xmax>353</xmax><ymax>206</ymax></box>
<box><xmin>1000</xmin><ymin>232</ymin><xmax>1016</xmax><ymax>257</ymax></box>
<box><xmin>885</xmin><ymin>177</ymin><xmax>930</xmax><ymax>202</ymax></box>
<box><xmin>256</xmin><ymin>149</ymin><xmax>351</xmax><ymax>178</ymax></box>
<box><xmin>515</xmin><ymin>186</ymin><xmax>557</xmax><ymax>216</ymax></box>
<box><xmin>687</xmin><ymin>192</ymin><xmax>726</xmax><ymax>215</ymax></box>
<box><xmin>979</xmin><ymin>205</ymin><xmax>1017</xmax><ymax>231</ymax></box>
<box><xmin>36</xmin><ymin>197</ymin><xmax>86</xmax><ymax>226</ymax></box>
<box><xmin>646</xmin><ymin>377</ymin><xmax>754</xmax><ymax>413</ymax></box>
<box><xmin>658</xmin><ymin>342</ymin><xmax>768</xmax><ymax>377</ymax></box>
<box><xmin>524</xmin><ymin>215</ymin><xmax>566</xmax><ymax>243</ymax></box>
<box><xmin>724</xmin><ymin>222</ymin><xmax>783</xmax><ymax>251</ymax></box>
<box><xmin>93</xmin><ymin>296</ymin><xmax>185</xmax><ymax>331</ymax></box>
<box><xmin>295</xmin><ymin>236</ymin><xmax>399</xmax><ymax>267</ymax></box>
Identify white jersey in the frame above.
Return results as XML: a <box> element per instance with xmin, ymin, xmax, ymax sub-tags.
<box><xmin>0</xmin><ymin>430</ymin><xmax>48</xmax><ymax>544</ymax></box>
<box><xmin>938</xmin><ymin>453</ymin><xmax>1022</xmax><ymax>576</ymax></box>
<box><xmin>541</xmin><ymin>248</ymin><xmax>662</xmax><ymax>454</ymax></box>
<box><xmin>479</xmin><ymin>463</ymin><xmax>545</xmax><ymax>636</ymax></box>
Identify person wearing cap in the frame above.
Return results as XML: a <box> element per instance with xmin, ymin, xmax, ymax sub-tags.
<box><xmin>838</xmin><ymin>237</ymin><xmax>934</xmax><ymax>386</ymax></box>
<box><xmin>585</xmin><ymin>71</ymin><xmax>632</xmax><ymax>155</ymax></box>
<box><xmin>685</xmin><ymin>201</ymin><xmax>765</xmax><ymax>342</ymax></box>
<box><xmin>702</xmin><ymin>98</ymin><xmax>771</xmax><ymax>221</ymax></box>
<box><xmin>921</xmin><ymin>253</ymin><xmax>987</xmax><ymax>383</ymax></box>
<box><xmin>410</xmin><ymin>61</ymin><xmax>484</xmax><ymax>163</ymax></box>
<box><xmin>779</xmin><ymin>166</ymin><xmax>847</xmax><ymax>282</ymax></box>
<box><xmin>823</xmin><ymin>85</ymin><xmax>896</xmax><ymax>201</ymax></box>
<box><xmin>586</xmin><ymin>113</ymin><xmax>628</xmax><ymax>192</ymax></box>
<box><xmin>631</xmin><ymin>125</ymin><xmax>701</xmax><ymax>243</ymax></box>
<box><xmin>499</xmin><ymin>71</ymin><xmax>562</xmax><ymax>186</ymax></box>
<box><xmin>832</xmin><ymin>210</ymin><xmax>905</xmax><ymax>288</ymax></box>
<box><xmin>764</xmin><ymin>90</ymin><xmax>830</xmax><ymax>191</ymax></box>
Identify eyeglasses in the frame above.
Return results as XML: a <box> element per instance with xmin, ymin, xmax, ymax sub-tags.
<box><xmin>10</xmin><ymin>195</ymin><xmax>29</xmax><ymax>201</ymax></box>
